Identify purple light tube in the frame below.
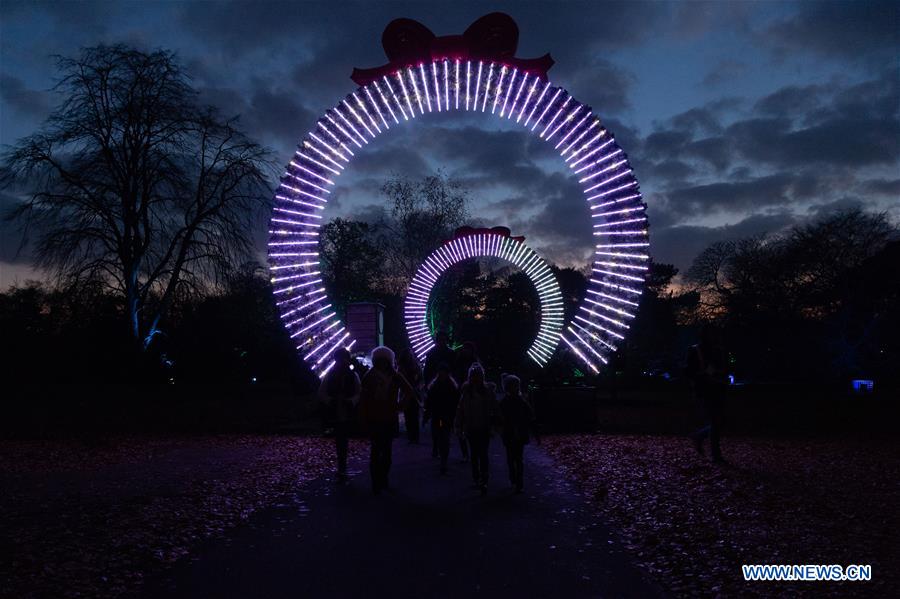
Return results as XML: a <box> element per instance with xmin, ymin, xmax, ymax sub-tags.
<box><xmin>561</xmin><ymin>120</ymin><xmax>600</xmax><ymax>156</ymax></box>
<box><xmin>567</xmin><ymin>326</ymin><xmax>609</xmax><ymax>364</ymax></box>
<box><xmin>588</xmin><ymin>289</ymin><xmax>640</xmax><ymax>307</ymax></box>
<box><xmin>593</xmin><ymin>205</ymin><xmax>645</xmax><ymax>218</ymax></box>
<box><xmin>340</xmin><ymin>98</ymin><xmax>375</xmax><ymax>136</ymax></box>
<box><xmin>432</xmin><ymin>62</ymin><xmax>441</xmax><ymax>112</ymax></box>
<box><xmin>374</xmin><ymin>80</ymin><xmax>400</xmax><ymax>124</ymax></box>
<box><xmin>492</xmin><ymin>66</ymin><xmax>507</xmax><ymax>114</ymax></box>
<box><xmin>333</xmin><ymin>105</ymin><xmax>368</xmax><ymax>143</ymax></box>
<box><xmin>481</xmin><ymin>63</ymin><xmax>494</xmax><ymax>112</ymax></box>
<box><xmin>555</xmin><ymin>112</ymin><xmax>590</xmax><ymax>149</ymax></box>
<box><xmin>531</xmin><ymin>88</ymin><xmax>562</xmax><ymax>132</ymax></box>
<box><xmin>540</xmin><ymin>95</ymin><xmax>571</xmax><ymax>138</ymax></box>
<box><xmin>574</xmin><ymin>314</ymin><xmax>625</xmax><ymax>340</ymax></box>
<box><xmin>303</xmin><ymin>140</ymin><xmax>344</xmax><ymax>170</ymax></box>
<box><xmin>560</xmin><ymin>333</ymin><xmax>599</xmax><ymax>373</ymax></box>
<box><xmin>593</xmin><ymin>218</ymin><xmax>648</xmax><ymax>228</ymax></box>
<box><xmin>592</xmin><ymin>268</ymin><xmax>646</xmax><ymax>283</ymax></box>
<box><xmin>386</xmin><ymin>74</ymin><xmax>410</xmax><ymax>120</ymax></box>
<box><xmin>511</xmin><ymin>75</ymin><xmax>531</xmax><ymax>121</ymax></box>
<box><xmin>500</xmin><ymin>69</ymin><xmax>517</xmax><ymax>117</ymax></box>
<box><xmin>591</xmin><ymin>279</ymin><xmax>643</xmax><ymax>296</ymax></box>
<box><xmin>360</xmin><ymin>90</ymin><xmax>387</xmax><ymax>131</ymax></box>
<box><xmin>286</xmin><ymin>164</ymin><xmax>334</xmax><ymax>190</ymax></box>
<box><xmin>524</xmin><ymin>81</ymin><xmax>551</xmax><ymax>127</ymax></box>
<box><xmin>579</xmin><ymin>305</ymin><xmax>629</xmax><ymax>329</ymax></box>
<box><xmin>454</xmin><ymin>59</ymin><xmax>460</xmax><ymax>110</ymax></box>
<box><xmin>565</xmin><ymin>130</ymin><xmax>606</xmax><ymax>163</ymax></box>
<box><xmin>571</xmin><ymin>320</ymin><xmax>617</xmax><ymax>351</ymax></box>
<box><xmin>324</xmin><ymin>113</ymin><xmax>363</xmax><ymax>148</ymax></box>
<box><xmin>418</xmin><ymin>64</ymin><xmax>432</xmax><ymax>112</ymax></box>
<box><xmin>584</xmin><ymin>297</ymin><xmax>635</xmax><ymax>319</ymax></box>
<box><xmin>315</xmin><ymin>331</ymin><xmax>351</xmax><ymax>366</ymax></box>
<box><xmin>545</xmin><ymin>104</ymin><xmax>581</xmax><ymax>142</ymax></box>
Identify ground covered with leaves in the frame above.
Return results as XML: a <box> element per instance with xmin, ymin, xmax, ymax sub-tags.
<box><xmin>543</xmin><ymin>434</ymin><xmax>899</xmax><ymax>597</ymax></box>
<box><xmin>1</xmin><ymin>435</ymin><xmax>364</xmax><ymax>598</ymax></box>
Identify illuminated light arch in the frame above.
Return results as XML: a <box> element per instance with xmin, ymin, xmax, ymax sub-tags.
<box><xmin>269</xmin><ymin>58</ymin><xmax>649</xmax><ymax>378</ymax></box>
<box><xmin>405</xmin><ymin>230</ymin><xmax>564</xmax><ymax>367</ymax></box>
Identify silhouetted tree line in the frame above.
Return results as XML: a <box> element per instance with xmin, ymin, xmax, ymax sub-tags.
<box><xmin>2</xmin><ymin>45</ymin><xmax>897</xmax><ymax>401</ymax></box>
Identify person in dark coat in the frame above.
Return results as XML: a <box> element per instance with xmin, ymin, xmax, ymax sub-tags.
<box><xmin>423</xmin><ymin>330</ymin><xmax>455</xmax><ymax>386</ymax></box>
<box><xmin>499</xmin><ymin>374</ymin><xmax>537</xmax><ymax>493</ymax></box>
<box><xmin>398</xmin><ymin>348</ymin><xmax>423</xmax><ymax>444</ymax></box>
<box><xmin>455</xmin><ymin>363</ymin><xmax>498</xmax><ymax>495</ymax></box>
<box><xmin>318</xmin><ymin>348</ymin><xmax>360</xmax><ymax>482</ymax></box>
<box><xmin>452</xmin><ymin>341</ymin><xmax>479</xmax><ymax>461</ymax></box>
<box><xmin>686</xmin><ymin>325</ymin><xmax>728</xmax><ymax>463</ymax></box>
<box><xmin>424</xmin><ymin>331</ymin><xmax>456</xmax><ymax>457</ymax></box>
<box><xmin>423</xmin><ymin>362</ymin><xmax>459</xmax><ymax>474</ymax></box>
<box><xmin>358</xmin><ymin>346</ymin><xmax>415</xmax><ymax>494</ymax></box>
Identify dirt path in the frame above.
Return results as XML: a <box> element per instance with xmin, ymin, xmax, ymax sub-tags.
<box><xmin>144</xmin><ymin>434</ymin><xmax>664</xmax><ymax>598</ymax></box>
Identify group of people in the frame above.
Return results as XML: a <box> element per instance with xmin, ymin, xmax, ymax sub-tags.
<box><xmin>319</xmin><ymin>333</ymin><xmax>537</xmax><ymax>496</ymax></box>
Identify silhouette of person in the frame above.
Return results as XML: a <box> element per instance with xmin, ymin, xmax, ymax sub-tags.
<box><xmin>424</xmin><ymin>362</ymin><xmax>459</xmax><ymax>474</ymax></box>
<box><xmin>499</xmin><ymin>374</ymin><xmax>537</xmax><ymax>493</ymax></box>
<box><xmin>398</xmin><ymin>348</ymin><xmax>423</xmax><ymax>444</ymax></box>
<box><xmin>452</xmin><ymin>341</ymin><xmax>479</xmax><ymax>462</ymax></box>
<box><xmin>686</xmin><ymin>325</ymin><xmax>728</xmax><ymax>463</ymax></box>
<box><xmin>358</xmin><ymin>346</ymin><xmax>415</xmax><ymax>494</ymax></box>
<box><xmin>424</xmin><ymin>330</ymin><xmax>455</xmax><ymax>386</ymax></box>
<box><xmin>455</xmin><ymin>363</ymin><xmax>498</xmax><ymax>495</ymax></box>
<box><xmin>318</xmin><ymin>348</ymin><xmax>360</xmax><ymax>482</ymax></box>
<box><xmin>424</xmin><ymin>331</ymin><xmax>455</xmax><ymax>456</ymax></box>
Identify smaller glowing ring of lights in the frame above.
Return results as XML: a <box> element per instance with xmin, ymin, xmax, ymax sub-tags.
<box><xmin>405</xmin><ymin>232</ymin><xmax>564</xmax><ymax>367</ymax></box>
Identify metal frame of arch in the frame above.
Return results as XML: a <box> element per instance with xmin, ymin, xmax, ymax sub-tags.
<box><xmin>268</xmin><ymin>58</ymin><xmax>648</xmax><ymax>378</ymax></box>
<box><xmin>404</xmin><ymin>231</ymin><xmax>564</xmax><ymax>367</ymax></box>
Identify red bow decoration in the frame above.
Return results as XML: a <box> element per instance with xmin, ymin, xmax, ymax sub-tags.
<box><xmin>351</xmin><ymin>13</ymin><xmax>554</xmax><ymax>86</ymax></box>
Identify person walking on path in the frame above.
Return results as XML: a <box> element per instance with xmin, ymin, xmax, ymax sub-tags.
<box><xmin>499</xmin><ymin>374</ymin><xmax>538</xmax><ymax>493</ymax></box>
<box><xmin>358</xmin><ymin>346</ymin><xmax>415</xmax><ymax>494</ymax></box>
<box><xmin>424</xmin><ymin>331</ymin><xmax>455</xmax><ymax>456</ymax></box>
<box><xmin>452</xmin><ymin>341</ymin><xmax>479</xmax><ymax>462</ymax></box>
<box><xmin>398</xmin><ymin>348</ymin><xmax>423</xmax><ymax>444</ymax></box>
<box><xmin>318</xmin><ymin>348</ymin><xmax>360</xmax><ymax>482</ymax></box>
<box><xmin>423</xmin><ymin>362</ymin><xmax>459</xmax><ymax>474</ymax></box>
<box><xmin>455</xmin><ymin>363</ymin><xmax>498</xmax><ymax>495</ymax></box>
<box><xmin>423</xmin><ymin>330</ymin><xmax>455</xmax><ymax>386</ymax></box>
<box><xmin>686</xmin><ymin>326</ymin><xmax>728</xmax><ymax>463</ymax></box>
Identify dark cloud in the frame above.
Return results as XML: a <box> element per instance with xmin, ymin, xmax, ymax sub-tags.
<box><xmin>729</xmin><ymin>114</ymin><xmax>900</xmax><ymax>167</ymax></box>
<box><xmin>806</xmin><ymin>196</ymin><xmax>865</xmax><ymax>218</ymax></box>
<box><xmin>764</xmin><ymin>0</ymin><xmax>898</xmax><ymax>65</ymax></box>
<box><xmin>567</xmin><ymin>58</ymin><xmax>636</xmax><ymax>115</ymax></box>
<box><xmin>669</xmin><ymin>106</ymin><xmax>724</xmax><ymax>136</ymax></box>
<box><xmin>664</xmin><ymin>173</ymin><xmax>797</xmax><ymax>217</ymax></box>
<box><xmin>701</xmin><ymin>60</ymin><xmax>747</xmax><ymax>87</ymax></box>
<box><xmin>198</xmin><ymin>81</ymin><xmax>317</xmax><ymax>155</ymax></box>
<box><xmin>862</xmin><ymin>178</ymin><xmax>900</xmax><ymax>198</ymax></box>
<box><xmin>0</xmin><ymin>74</ymin><xmax>50</xmax><ymax>119</ymax></box>
<box><xmin>652</xmin><ymin>212</ymin><xmax>796</xmax><ymax>271</ymax></box>
<box><xmin>754</xmin><ymin>84</ymin><xmax>825</xmax><ymax>116</ymax></box>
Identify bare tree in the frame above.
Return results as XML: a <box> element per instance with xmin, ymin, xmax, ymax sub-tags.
<box><xmin>377</xmin><ymin>172</ymin><xmax>469</xmax><ymax>292</ymax></box>
<box><xmin>2</xmin><ymin>45</ymin><xmax>274</xmax><ymax>350</ymax></box>
<box><xmin>319</xmin><ymin>217</ymin><xmax>385</xmax><ymax>311</ymax></box>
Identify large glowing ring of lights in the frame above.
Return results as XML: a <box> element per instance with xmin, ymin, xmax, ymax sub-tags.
<box><xmin>269</xmin><ymin>59</ymin><xmax>649</xmax><ymax>378</ymax></box>
<box><xmin>405</xmin><ymin>231</ymin><xmax>564</xmax><ymax>367</ymax></box>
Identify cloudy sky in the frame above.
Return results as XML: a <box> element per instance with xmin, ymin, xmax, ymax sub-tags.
<box><xmin>1</xmin><ymin>0</ymin><xmax>897</xmax><ymax>288</ymax></box>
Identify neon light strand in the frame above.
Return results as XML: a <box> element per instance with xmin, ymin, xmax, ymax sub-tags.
<box><xmin>269</xmin><ymin>59</ymin><xmax>647</xmax><ymax>377</ymax></box>
<box><xmin>402</xmin><ymin>232</ymin><xmax>565</xmax><ymax>366</ymax></box>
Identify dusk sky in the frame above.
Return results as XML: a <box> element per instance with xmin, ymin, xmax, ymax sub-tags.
<box><xmin>1</xmin><ymin>0</ymin><xmax>897</xmax><ymax>288</ymax></box>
